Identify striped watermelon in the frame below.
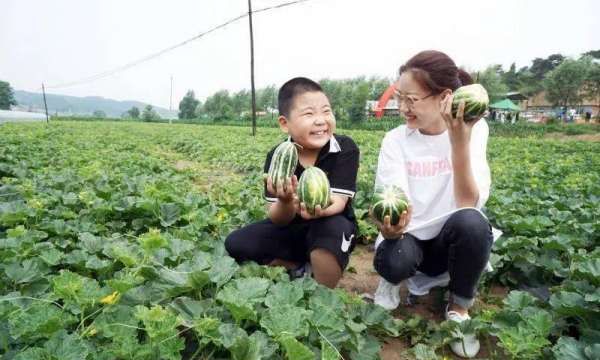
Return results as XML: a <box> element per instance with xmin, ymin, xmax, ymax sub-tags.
<box><xmin>371</xmin><ymin>185</ymin><xmax>409</xmax><ymax>225</ymax></box>
<box><xmin>297</xmin><ymin>166</ymin><xmax>331</xmax><ymax>214</ymax></box>
<box><xmin>267</xmin><ymin>140</ymin><xmax>298</xmax><ymax>190</ymax></box>
<box><xmin>452</xmin><ymin>84</ymin><xmax>489</xmax><ymax>122</ymax></box>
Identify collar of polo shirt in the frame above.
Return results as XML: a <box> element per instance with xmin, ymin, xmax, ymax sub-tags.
<box><xmin>286</xmin><ymin>135</ymin><xmax>341</xmax><ymax>153</ymax></box>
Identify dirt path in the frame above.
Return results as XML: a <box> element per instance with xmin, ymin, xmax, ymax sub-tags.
<box><xmin>338</xmin><ymin>245</ymin><xmax>506</xmax><ymax>359</ymax></box>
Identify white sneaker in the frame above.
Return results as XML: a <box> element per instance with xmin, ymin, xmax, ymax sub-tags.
<box><xmin>445</xmin><ymin>306</ymin><xmax>480</xmax><ymax>358</ymax></box>
<box><xmin>374</xmin><ymin>277</ymin><xmax>401</xmax><ymax>310</ymax></box>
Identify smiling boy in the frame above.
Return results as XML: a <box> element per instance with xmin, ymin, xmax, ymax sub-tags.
<box><xmin>225</xmin><ymin>77</ymin><xmax>360</xmax><ymax>288</ymax></box>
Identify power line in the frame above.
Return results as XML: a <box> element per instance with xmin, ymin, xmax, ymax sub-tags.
<box><xmin>44</xmin><ymin>0</ymin><xmax>312</xmax><ymax>90</ymax></box>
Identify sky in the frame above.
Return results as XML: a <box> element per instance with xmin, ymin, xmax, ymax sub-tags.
<box><xmin>1</xmin><ymin>0</ymin><xmax>599</xmax><ymax>109</ymax></box>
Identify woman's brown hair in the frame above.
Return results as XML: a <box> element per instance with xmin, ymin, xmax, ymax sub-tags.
<box><xmin>399</xmin><ymin>50</ymin><xmax>473</xmax><ymax>94</ymax></box>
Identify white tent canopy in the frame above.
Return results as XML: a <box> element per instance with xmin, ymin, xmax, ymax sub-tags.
<box><xmin>0</xmin><ymin>110</ymin><xmax>47</xmax><ymax>123</ymax></box>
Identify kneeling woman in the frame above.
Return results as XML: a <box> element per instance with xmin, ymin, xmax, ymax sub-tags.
<box><xmin>372</xmin><ymin>50</ymin><xmax>494</xmax><ymax>358</ymax></box>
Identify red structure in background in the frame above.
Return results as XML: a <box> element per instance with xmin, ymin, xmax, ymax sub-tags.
<box><xmin>374</xmin><ymin>84</ymin><xmax>396</xmax><ymax>119</ymax></box>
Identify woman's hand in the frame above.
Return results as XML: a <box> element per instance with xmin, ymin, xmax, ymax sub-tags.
<box><xmin>370</xmin><ymin>205</ymin><xmax>412</xmax><ymax>239</ymax></box>
<box><xmin>440</xmin><ymin>94</ymin><xmax>479</xmax><ymax>148</ymax></box>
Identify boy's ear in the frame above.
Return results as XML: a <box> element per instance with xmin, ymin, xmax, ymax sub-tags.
<box><xmin>278</xmin><ymin>115</ymin><xmax>289</xmax><ymax>133</ymax></box>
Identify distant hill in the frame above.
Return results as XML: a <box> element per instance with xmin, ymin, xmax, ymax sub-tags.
<box><xmin>13</xmin><ymin>90</ymin><xmax>177</xmax><ymax>119</ymax></box>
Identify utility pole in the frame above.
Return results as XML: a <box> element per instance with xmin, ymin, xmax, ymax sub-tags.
<box><xmin>248</xmin><ymin>0</ymin><xmax>257</xmax><ymax>136</ymax></box>
<box><xmin>169</xmin><ymin>75</ymin><xmax>173</xmax><ymax>124</ymax></box>
<box><xmin>42</xmin><ymin>83</ymin><xmax>49</xmax><ymax>123</ymax></box>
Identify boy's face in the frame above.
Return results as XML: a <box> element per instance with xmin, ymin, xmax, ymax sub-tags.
<box><xmin>279</xmin><ymin>91</ymin><xmax>336</xmax><ymax>151</ymax></box>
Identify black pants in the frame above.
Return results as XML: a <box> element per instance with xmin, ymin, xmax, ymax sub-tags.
<box><xmin>225</xmin><ymin>215</ymin><xmax>357</xmax><ymax>270</ymax></box>
<box><xmin>374</xmin><ymin>208</ymin><xmax>493</xmax><ymax>301</ymax></box>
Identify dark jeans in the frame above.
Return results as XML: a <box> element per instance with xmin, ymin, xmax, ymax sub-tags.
<box><xmin>374</xmin><ymin>208</ymin><xmax>493</xmax><ymax>303</ymax></box>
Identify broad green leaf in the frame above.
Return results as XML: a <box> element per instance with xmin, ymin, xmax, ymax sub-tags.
<box><xmin>44</xmin><ymin>330</ymin><xmax>91</xmax><ymax>360</ymax></box>
<box><xmin>260</xmin><ymin>305</ymin><xmax>311</xmax><ymax>338</ymax></box>
<box><xmin>278</xmin><ymin>333</ymin><xmax>314</xmax><ymax>360</ymax></box>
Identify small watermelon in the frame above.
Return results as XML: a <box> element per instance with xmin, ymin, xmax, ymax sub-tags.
<box><xmin>371</xmin><ymin>185</ymin><xmax>409</xmax><ymax>225</ymax></box>
<box><xmin>297</xmin><ymin>166</ymin><xmax>331</xmax><ymax>214</ymax></box>
<box><xmin>267</xmin><ymin>140</ymin><xmax>298</xmax><ymax>190</ymax></box>
<box><xmin>452</xmin><ymin>84</ymin><xmax>489</xmax><ymax>122</ymax></box>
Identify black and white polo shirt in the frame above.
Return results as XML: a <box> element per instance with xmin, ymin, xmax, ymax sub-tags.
<box><xmin>263</xmin><ymin>134</ymin><xmax>360</xmax><ymax>222</ymax></box>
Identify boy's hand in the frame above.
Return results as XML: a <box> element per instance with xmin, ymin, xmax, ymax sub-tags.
<box><xmin>265</xmin><ymin>175</ymin><xmax>298</xmax><ymax>204</ymax></box>
<box><xmin>298</xmin><ymin>202</ymin><xmax>325</xmax><ymax>220</ymax></box>
<box><xmin>370</xmin><ymin>205</ymin><xmax>412</xmax><ymax>239</ymax></box>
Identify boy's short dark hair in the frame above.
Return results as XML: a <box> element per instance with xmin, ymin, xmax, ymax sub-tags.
<box><xmin>278</xmin><ymin>77</ymin><xmax>324</xmax><ymax>118</ymax></box>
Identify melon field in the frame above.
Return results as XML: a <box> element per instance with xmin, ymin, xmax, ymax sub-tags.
<box><xmin>0</xmin><ymin>121</ymin><xmax>598</xmax><ymax>359</ymax></box>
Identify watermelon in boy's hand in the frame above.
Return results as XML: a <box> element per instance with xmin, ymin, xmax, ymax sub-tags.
<box><xmin>297</xmin><ymin>166</ymin><xmax>331</xmax><ymax>214</ymax></box>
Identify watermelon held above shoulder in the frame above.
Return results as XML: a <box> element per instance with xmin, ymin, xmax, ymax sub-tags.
<box><xmin>451</xmin><ymin>84</ymin><xmax>489</xmax><ymax>123</ymax></box>
<box><xmin>297</xmin><ymin>166</ymin><xmax>331</xmax><ymax>215</ymax></box>
<box><xmin>267</xmin><ymin>140</ymin><xmax>299</xmax><ymax>190</ymax></box>
<box><xmin>370</xmin><ymin>185</ymin><xmax>409</xmax><ymax>225</ymax></box>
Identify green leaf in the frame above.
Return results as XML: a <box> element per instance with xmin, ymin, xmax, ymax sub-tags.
<box><xmin>264</xmin><ymin>282</ymin><xmax>304</xmax><ymax>308</ymax></box>
<box><xmin>52</xmin><ymin>270</ymin><xmax>104</xmax><ymax>308</ymax></box>
<box><xmin>321</xmin><ymin>339</ymin><xmax>341</xmax><ymax>360</ymax></box>
<box><xmin>348</xmin><ymin>334</ymin><xmax>381</xmax><ymax>360</ymax></box>
<box><xmin>248</xmin><ymin>331</ymin><xmax>278</xmax><ymax>359</ymax></box>
<box><xmin>552</xmin><ymin>337</ymin><xmax>588</xmax><ymax>360</ymax></box>
<box><xmin>169</xmin><ymin>297</ymin><xmax>209</xmax><ymax>327</ymax></box>
<box><xmin>9</xmin><ymin>302</ymin><xmax>76</xmax><ymax>341</ymax></box>
<box><xmin>411</xmin><ymin>343</ymin><xmax>439</xmax><ymax>360</ymax></box>
<box><xmin>44</xmin><ymin>330</ymin><xmax>91</xmax><ymax>360</ymax></box>
<box><xmin>260</xmin><ymin>305</ymin><xmax>311</xmax><ymax>338</ymax></box>
<box><xmin>160</xmin><ymin>203</ymin><xmax>181</xmax><ymax>227</ymax></box>
<box><xmin>503</xmin><ymin>290</ymin><xmax>537</xmax><ymax>311</ymax></box>
<box><xmin>4</xmin><ymin>259</ymin><xmax>47</xmax><ymax>284</ymax></box>
<box><xmin>78</xmin><ymin>232</ymin><xmax>104</xmax><ymax>253</ymax></box>
<box><xmin>139</xmin><ymin>228</ymin><xmax>168</xmax><ymax>253</ymax></box>
<box><xmin>209</xmin><ymin>256</ymin><xmax>239</xmax><ymax>287</ymax></box>
<box><xmin>278</xmin><ymin>333</ymin><xmax>314</xmax><ymax>360</ymax></box>
<box><xmin>216</xmin><ymin>278</ymin><xmax>270</xmax><ymax>323</ymax></box>
<box><xmin>549</xmin><ymin>291</ymin><xmax>587</xmax><ymax>316</ymax></box>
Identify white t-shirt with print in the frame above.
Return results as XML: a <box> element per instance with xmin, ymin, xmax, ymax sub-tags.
<box><xmin>374</xmin><ymin>119</ymin><xmax>491</xmax><ymax>240</ymax></box>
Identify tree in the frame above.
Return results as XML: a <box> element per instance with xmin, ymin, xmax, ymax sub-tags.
<box><xmin>348</xmin><ymin>81</ymin><xmax>370</xmax><ymax>122</ymax></box>
<box><xmin>141</xmin><ymin>105</ymin><xmax>160</xmax><ymax>121</ymax></box>
<box><xmin>530</xmin><ymin>54</ymin><xmax>565</xmax><ymax>80</ymax></box>
<box><xmin>231</xmin><ymin>89</ymin><xmax>250</xmax><ymax>116</ymax></box>
<box><xmin>178</xmin><ymin>90</ymin><xmax>200</xmax><ymax>119</ymax></box>
<box><xmin>543</xmin><ymin>57</ymin><xmax>591</xmax><ymax>107</ymax></box>
<box><xmin>202</xmin><ymin>90</ymin><xmax>233</xmax><ymax>120</ymax></box>
<box><xmin>0</xmin><ymin>80</ymin><xmax>17</xmax><ymax>110</ymax></box>
<box><xmin>502</xmin><ymin>63</ymin><xmax>520</xmax><ymax>91</ymax></box>
<box><xmin>127</xmin><ymin>106</ymin><xmax>140</xmax><ymax>119</ymax></box>
<box><xmin>583</xmin><ymin>61</ymin><xmax>600</xmax><ymax>115</ymax></box>
<box><xmin>583</xmin><ymin>50</ymin><xmax>600</xmax><ymax>60</ymax></box>
<box><xmin>478</xmin><ymin>65</ymin><xmax>508</xmax><ymax>103</ymax></box>
<box><xmin>257</xmin><ymin>85</ymin><xmax>277</xmax><ymax>113</ymax></box>
<box><xmin>92</xmin><ymin>110</ymin><xmax>106</xmax><ymax>118</ymax></box>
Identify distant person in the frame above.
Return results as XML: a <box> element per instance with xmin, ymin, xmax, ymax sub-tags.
<box><xmin>225</xmin><ymin>77</ymin><xmax>360</xmax><ymax>289</ymax></box>
<box><xmin>585</xmin><ymin>111</ymin><xmax>592</xmax><ymax>123</ymax></box>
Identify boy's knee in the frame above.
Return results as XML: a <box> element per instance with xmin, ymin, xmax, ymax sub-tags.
<box><xmin>224</xmin><ymin>230</ymin><xmax>248</xmax><ymax>261</ymax></box>
<box><xmin>373</xmin><ymin>239</ymin><xmax>420</xmax><ymax>284</ymax></box>
<box><xmin>310</xmin><ymin>248</ymin><xmax>343</xmax><ymax>288</ymax></box>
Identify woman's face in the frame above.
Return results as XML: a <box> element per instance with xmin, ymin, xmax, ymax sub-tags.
<box><xmin>395</xmin><ymin>71</ymin><xmax>448</xmax><ymax>134</ymax></box>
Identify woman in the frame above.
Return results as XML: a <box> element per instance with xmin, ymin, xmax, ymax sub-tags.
<box><xmin>372</xmin><ymin>50</ymin><xmax>494</xmax><ymax>358</ymax></box>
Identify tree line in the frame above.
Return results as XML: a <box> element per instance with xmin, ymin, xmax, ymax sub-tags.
<box><xmin>1</xmin><ymin>50</ymin><xmax>598</xmax><ymax>121</ymax></box>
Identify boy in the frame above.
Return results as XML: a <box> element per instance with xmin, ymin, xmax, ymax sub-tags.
<box><xmin>225</xmin><ymin>77</ymin><xmax>360</xmax><ymax>288</ymax></box>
